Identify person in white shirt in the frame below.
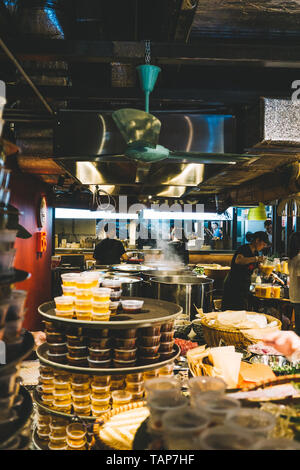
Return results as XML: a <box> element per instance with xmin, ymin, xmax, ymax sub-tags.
<box><xmin>288</xmin><ymin>232</ymin><xmax>300</xmax><ymax>335</ymax></box>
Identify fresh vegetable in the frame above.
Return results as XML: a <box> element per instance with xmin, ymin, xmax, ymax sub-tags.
<box><xmin>193</xmin><ymin>266</ymin><xmax>205</xmax><ymax>275</ymax></box>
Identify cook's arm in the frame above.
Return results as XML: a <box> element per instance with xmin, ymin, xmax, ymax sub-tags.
<box><xmin>235</xmin><ymin>254</ymin><xmax>263</xmax><ymax>265</ymax></box>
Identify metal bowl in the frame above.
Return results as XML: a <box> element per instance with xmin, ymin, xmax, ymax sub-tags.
<box><xmin>250</xmin><ymin>354</ymin><xmax>289</xmax><ymax>368</ymax></box>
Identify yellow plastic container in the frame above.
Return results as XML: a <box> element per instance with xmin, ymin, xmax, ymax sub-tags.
<box><xmin>92</xmin><ymin>301</ymin><xmax>110</xmax><ymax>314</ymax></box>
<box><xmin>272</xmin><ymin>285</ymin><xmax>281</xmax><ymax>299</ymax></box>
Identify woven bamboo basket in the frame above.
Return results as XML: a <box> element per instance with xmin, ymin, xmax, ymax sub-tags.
<box><xmin>199</xmin><ymin>312</ymin><xmax>281</xmax><ymax>349</ymax></box>
<box><xmin>93</xmin><ymin>401</ymin><xmax>147</xmax><ymax>450</ymax></box>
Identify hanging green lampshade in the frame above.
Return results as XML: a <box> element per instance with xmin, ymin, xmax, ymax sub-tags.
<box><xmin>136</xmin><ymin>64</ymin><xmax>161</xmax><ymax>113</ymax></box>
<box><xmin>247</xmin><ymin>203</ymin><xmax>267</xmax><ymax>221</ymax></box>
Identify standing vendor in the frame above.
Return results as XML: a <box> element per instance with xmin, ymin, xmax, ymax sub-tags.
<box><xmin>93</xmin><ymin>224</ymin><xmax>128</xmax><ymax>265</ymax></box>
<box><xmin>222</xmin><ymin>231</ymin><xmax>268</xmax><ymax>310</ymax></box>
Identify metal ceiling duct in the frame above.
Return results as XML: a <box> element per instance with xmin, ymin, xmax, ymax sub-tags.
<box><xmin>14</xmin><ymin>0</ymin><xmax>66</xmax><ymax>39</ymax></box>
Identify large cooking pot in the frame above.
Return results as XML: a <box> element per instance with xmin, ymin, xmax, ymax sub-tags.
<box><xmin>142</xmin><ymin>267</ymin><xmax>194</xmax><ymax>297</ymax></box>
<box><xmin>105</xmin><ymin>275</ymin><xmax>143</xmax><ymax>297</ymax></box>
<box><xmin>149</xmin><ymin>275</ymin><xmax>214</xmax><ymax>321</ymax></box>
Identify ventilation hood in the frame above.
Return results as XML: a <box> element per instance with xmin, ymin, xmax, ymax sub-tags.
<box><xmin>54</xmin><ymin>109</ymin><xmax>236</xmax><ymax>200</ymax></box>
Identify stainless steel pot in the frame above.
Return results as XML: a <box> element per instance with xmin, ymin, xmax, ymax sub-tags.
<box><xmin>105</xmin><ymin>275</ymin><xmax>143</xmax><ymax>297</ymax></box>
<box><xmin>142</xmin><ymin>268</ymin><xmax>195</xmax><ymax>297</ymax></box>
<box><xmin>149</xmin><ymin>275</ymin><xmax>214</xmax><ymax>321</ymax></box>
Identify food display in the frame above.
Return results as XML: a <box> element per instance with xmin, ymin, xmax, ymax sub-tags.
<box><xmin>174</xmin><ymin>338</ymin><xmax>199</xmax><ymax>356</ymax></box>
<box><xmin>33</xmin><ymin>293</ymin><xmax>183</xmax><ymax>450</ymax></box>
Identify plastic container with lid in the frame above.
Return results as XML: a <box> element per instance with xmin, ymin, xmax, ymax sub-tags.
<box><xmin>113</xmin><ymin>359</ymin><xmax>137</xmax><ymax>368</ymax></box>
<box><xmin>138</xmin><ymin>345</ymin><xmax>160</xmax><ymax>356</ymax></box>
<box><xmin>91</xmin><ymin>405</ymin><xmax>110</xmax><ymax>416</ymax></box>
<box><xmin>75</xmin><ymin>278</ymin><xmax>94</xmax><ymax>290</ymax></box>
<box><xmin>67</xmin><ymin>355</ymin><xmax>88</xmax><ymax>367</ymax></box>
<box><xmin>197</xmin><ymin>425</ymin><xmax>258</xmax><ymax>450</ymax></box>
<box><xmin>126</xmin><ymin>373</ymin><xmax>143</xmax><ymax>383</ymax></box>
<box><xmin>113</xmin><ymin>337</ymin><xmax>137</xmax><ymax>350</ymax></box>
<box><xmin>91</xmin><ymin>312</ymin><xmax>110</xmax><ymax>322</ymax></box>
<box><xmin>147</xmin><ymin>394</ymin><xmax>188</xmax><ymax>433</ymax></box>
<box><xmin>67</xmin><ymin>345</ymin><xmax>88</xmax><ymax>358</ymax></box>
<box><xmin>90</xmin><ymin>383</ymin><xmax>110</xmax><ymax>397</ymax></box>
<box><xmin>193</xmin><ymin>395</ymin><xmax>241</xmax><ymax>424</ymax></box>
<box><xmin>110</xmin><ymin>290</ymin><xmax>122</xmax><ymax>301</ymax></box>
<box><xmin>75</xmin><ymin>289</ymin><xmax>92</xmax><ymax>300</ymax></box>
<box><xmin>225</xmin><ymin>408</ymin><xmax>276</xmax><ymax>438</ymax></box>
<box><xmin>6</xmin><ymin>290</ymin><xmax>27</xmax><ymax>321</ymax></box>
<box><xmin>91</xmin><ymin>288</ymin><xmax>111</xmax><ymax>302</ymax></box>
<box><xmin>111</xmin><ymin>390</ymin><xmax>132</xmax><ymax>408</ymax></box>
<box><xmin>139</xmin><ymin>335</ymin><xmax>161</xmax><ymax>347</ymax></box>
<box><xmin>75</xmin><ymin>311</ymin><xmax>92</xmax><ymax>321</ymax></box>
<box><xmin>89</xmin><ymin>337</ymin><xmax>111</xmax><ymax>349</ymax></box>
<box><xmin>71</xmin><ymin>392</ymin><xmax>90</xmax><ymax>405</ymax></box>
<box><xmin>74</xmin><ymin>299</ymin><xmax>92</xmax><ymax>312</ymax></box>
<box><xmin>113</xmin><ymin>328</ymin><xmax>137</xmax><ymax>339</ymax></box>
<box><xmin>62</xmin><ymin>286</ymin><xmax>76</xmax><ymax>297</ymax></box>
<box><xmin>92</xmin><ymin>375</ymin><xmax>111</xmax><ymax>386</ymax></box>
<box><xmin>88</xmin><ymin>348</ymin><xmax>111</xmax><ymax>361</ymax></box>
<box><xmin>0</xmin><ymin>249</ymin><xmax>16</xmax><ymax>274</ymax></box>
<box><xmin>161</xmin><ymin>321</ymin><xmax>175</xmax><ymax>332</ymax></box>
<box><xmin>92</xmin><ymin>301</ymin><xmax>110</xmax><ymax>314</ymax></box>
<box><xmin>140</xmin><ymin>325</ymin><xmax>161</xmax><ymax>337</ymax></box>
<box><xmin>159</xmin><ymin>341</ymin><xmax>174</xmax><ymax>353</ymax></box>
<box><xmin>88</xmin><ymin>357</ymin><xmax>112</xmax><ymax>368</ymax></box>
<box><xmin>66</xmin><ymin>335</ymin><xmax>86</xmax><ymax>347</ymax></box>
<box><xmin>102</xmin><ymin>279</ymin><xmax>122</xmax><ymax>291</ymax></box>
<box><xmin>160</xmin><ymin>331</ymin><xmax>174</xmax><ymax>342</ymax></box>
<box><xmin>46</xmin><ymin>332</ymin><xmax>65</xmax><ymax>344</ymax></box>
<box><xmin>120</xmin><ymin>300</ymin><xmax>144</xmax><ymax>313</ymax></box>
<box><xmin>114</xmin><ymin>348</ymin><xmax>137</xmax><ymax>361</ymax></box>
<box><xmin>188</xmin><ymin>376</ymin><xmax>226</xmax><ymax>402</ymax></box>
<box><xmin>54</xmin><ymin>309</ymin><xmax>73</xmax><ymax>319</ymax></box>
<box><xmin>125</xmin><ymin>381</ymin><xmax>144</xmax><ymax>393</ymax></box>
<box><xmin>47</xmin><ymin>351</ymin><xmax>68</xmax><ymax>364</ymax></box>
<box><xmin>144</xmin><ymin>377</ymin><xmax>181</xmax><ymax>399</ymax></box>
<box><xmin>61</xmin><ymin>273</ymin><xmax>80</xmax><ymax>287</ymax></box>
<box><xmin>109</xmin><ymin>301</ymin><xmax>120</xmax><ymax>315</ymax></box>
<box><xmin>162</xmin><ymin>408</ymin><xmax>210</xmax><ymax>450</ymax></box>
<box><xmin>48</xmin><ymin>343</ymin><xmax>67</xmax><ymax>355</ymax></box>
<box><xmin>54</xmin><ymin>296</ymin><xmax>74</xmax><ymax>311</ymax></box>
<box><xmin>72</xmin><ymin>403</ymin><xmax>91</xmax><ymax>416</ymax></box>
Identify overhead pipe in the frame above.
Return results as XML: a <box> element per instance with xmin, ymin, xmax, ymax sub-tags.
<box><xmin>225</xmin><ymin>161</ymin><xmax>300</xmax><ymax>207</ymax></box>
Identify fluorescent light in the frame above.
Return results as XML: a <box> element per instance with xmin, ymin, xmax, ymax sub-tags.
<box><xmin>143</xmin><ymin>209</ymin><xmax>232</xmax><ymax>221</ymax></box>
<box><xmin>55</xmin><ymin>209</ymin><xmax>138</xmax><ymax>220</ymax></box>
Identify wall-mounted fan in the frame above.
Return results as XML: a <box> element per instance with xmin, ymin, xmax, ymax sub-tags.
<box><xmin>112</xmin><ymin>64</ymin><xmax>252</xmax><ymax>165</ymax></box>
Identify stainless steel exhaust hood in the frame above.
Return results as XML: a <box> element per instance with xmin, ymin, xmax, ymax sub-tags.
<box><xmin>54</xmin><ymin>110</ymin><xmax>236</xmax><ymax>199</ymax></box>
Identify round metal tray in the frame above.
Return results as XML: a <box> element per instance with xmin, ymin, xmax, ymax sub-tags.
<box><xmin>36</xmin><ymin>342</ymin><xmax>181</xmax><ymax>376</ymax></box>
<box><xmin>32</xmin><ymin>427</ymin><xmax>49</xmax><ymax>450</ymax></box>
<box><xmin>112</xmin><ymin>264</ymin><xmax>154</xmax><ymax>273</ymax></box>
<box><xmin>0</xmin><ymin>330</ymin><xmax>35</xmax><ymax>376</ymax></box>
<box><xmin>33</xmin><ymin>388</ymin><xmax>97</xmax><ymax>422</ymax></box>
<box><xmin>0</xmin><ymin>386</ymin><xmax>32</xmax><ymax>445</ymax></box>
<box><xmin>38</xmin><ymin>297</ymin><xmax>182</xmax><ymax>329</ymax></box>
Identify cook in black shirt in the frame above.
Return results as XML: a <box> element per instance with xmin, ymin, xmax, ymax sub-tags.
<box><xmin>222</xmin><ymin>231</ymin><xmax>268</xmax><ymax>311</ymax></box>
<box><xmin>93</xmin><ymin>225</ymin><xmax>128</xmax><ymax>266</ymax></box>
